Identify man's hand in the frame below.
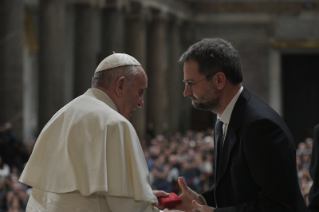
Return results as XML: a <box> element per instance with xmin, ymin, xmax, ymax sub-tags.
<box><xmin>152</xmin><ymin>190</ymin><xmax>169</xmax><ymax>210</ymax></box>
<box><xmin>162</xmin><ymin>201</ymin><xmax>214</xmax><ymax>212</ymax></box>
<box><xmin>192</xmin><ymin>200</ymin><xmax>215</xmax><ymax>212</ymax></box>
<box><xmin>171</xmin><ymin>177</ymin><xmax>206</xmax><ymax>211</ymax></box>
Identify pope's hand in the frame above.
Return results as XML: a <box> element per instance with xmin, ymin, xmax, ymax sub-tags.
<box><xmin>192</xmin><ymin>200</ymin><xmax>215</xmax><ymax>212</ymax></box>
<box><xmin>170</xmin><ymin>177</ymin><xmax>206</xmax><ymax>211</ymax></box>
<box><xmin>163</xmin><ymin>209</ymin><xmax>185</xmax><ymax>212</ymax></box>
<box><xmin>152</xmin><ymin>190</ymin><xmax>169</xmax><ymax>210</ymax></box>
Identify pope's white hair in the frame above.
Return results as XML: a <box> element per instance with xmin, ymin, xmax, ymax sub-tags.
<box><xmin>91</xmin><ymin>65</ymin><xmax>140</xmax><ymax>89</ymax></box>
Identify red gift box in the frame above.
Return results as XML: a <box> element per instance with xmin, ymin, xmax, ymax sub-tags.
<box><xmin>157</xmin><ymin>192</ymin><xmax>182</xmax><ymax>208</ymax></box>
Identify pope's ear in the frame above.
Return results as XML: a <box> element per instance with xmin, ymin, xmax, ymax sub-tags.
<box><xmin>115</xmin><ymin>76</ymin><xmax>126</xmax><ymax>96</ymax></box>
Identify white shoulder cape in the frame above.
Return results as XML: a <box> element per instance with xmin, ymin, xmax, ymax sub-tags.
<box><xmin>20</xmin><ymin>88</ymin><xmax>157</xmax><ymax>203</ymax></box>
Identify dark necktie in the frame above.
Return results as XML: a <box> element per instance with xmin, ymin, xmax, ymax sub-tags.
<box><xmin>214</xmin><ymin>119</ymin><xmax>224</xmax><ymax>208</ymax></box>
<box><xmin>214</xmin><ymin>119</ymin><xmax>224</xmax><ymax>172</ymax></box>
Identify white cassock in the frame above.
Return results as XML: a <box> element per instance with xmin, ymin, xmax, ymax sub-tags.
<box><xmin>19</xmin><ymin>88</ymin><xmax>159</xmax><ymax>212</ymax></box>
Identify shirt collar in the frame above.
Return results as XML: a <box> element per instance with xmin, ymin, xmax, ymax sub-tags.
<box><xmin>218</xmin><ymin>86</ymin><xmax>243</xmax><ymax>124</ymax></box>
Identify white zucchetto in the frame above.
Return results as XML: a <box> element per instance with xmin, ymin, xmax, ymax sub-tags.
<box><xmin>95</xmin><ymin>53</ymin><xmax>141</xmax><ymax>73</ymax></box>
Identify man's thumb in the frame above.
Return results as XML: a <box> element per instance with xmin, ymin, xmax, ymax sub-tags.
<box><xmin>192</xmin><ymin>200</ymin><xmax>202</xmax><ymax>209</ymax></box>
<box><xmin>178</xmin><ymin>177</ymin><xmax>188</xmax><ymax>191</ymax></box>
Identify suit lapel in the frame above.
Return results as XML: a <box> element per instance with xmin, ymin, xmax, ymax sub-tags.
<box><xmin>216</xmin><ymin>88</ymin><xmax>251</xmax><ymax>184</ymax></box>
<box><xmin>214</xmin><ymin>132</ymin><xmax>219</xmax><ymax>174</ymax></box>
<box><xmin>217</xmin><ymin>127</ymin><xmax>237</xmax><ymax>183</ymax></box>
<box><xmin>214</xmin><ymin>120</ymin><xmax>220</xmax><ymax>189</ymax></box>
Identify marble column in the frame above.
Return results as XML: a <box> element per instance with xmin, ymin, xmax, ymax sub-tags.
<box><xmin>38</xmin><ymin>0</ymin><xmax>66</xmax><ymax>131</ymax></box>
<box><xmin>73</xmin><ymin>4</ymin><xmax>100</xmax><ymax>97</ymax></box>
<box><xmin>0</xmin><ymin>0</ymin><xmax>24</xmax><ymax>139</ymax></box>
<box><xmin>146</xmin><ymin>11</ymin><xmax>168</xmax><ymax>136</ymax></box>
<box><xmin>125</xmin><ymin>3</ymin><xmax>147</xmax><ymax>139</ymax></box>
<box><xmin>168</xmin><ymin>18</ymin><xmax>183</xmax><ymax>134</ymax></box>
<box><xmin>101</xmin><ymin>7</ymin><xmax>125</xmax><ymax>58</ymax></box>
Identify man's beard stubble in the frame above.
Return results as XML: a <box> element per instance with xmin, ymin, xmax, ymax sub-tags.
<box><xmin>191</xmin><ymin>84</ymin><xmax>221</xmax><ymax>111</ymax></box>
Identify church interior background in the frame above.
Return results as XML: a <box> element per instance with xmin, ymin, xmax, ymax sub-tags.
<box><xmin>1</xmin><ymin>0</ymin><xmax>319</xmax><ymax>145</ymax></box>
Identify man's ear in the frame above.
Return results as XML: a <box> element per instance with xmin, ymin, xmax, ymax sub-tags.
<box><xmin>115</xmin><ymin>76</ymin><xmax>126</xmax><ymax>97</ymax></box>
<box><xmin>213</xmin><ymin>72</ymin><xmax>226</xmax><ymax>90</ymax></box>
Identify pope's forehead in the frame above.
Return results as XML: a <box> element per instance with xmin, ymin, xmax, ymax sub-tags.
<box><xmin>134</xmin><ymin>66</ymin><xmax>148</xmax><ymax>84</ymax></box>
<box><xmin>135</xmin><ymin>66</ymin><xmax>146</xmax><ymax>76</ymax></box>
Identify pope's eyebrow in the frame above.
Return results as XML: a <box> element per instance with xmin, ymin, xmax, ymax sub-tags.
<box><xmin>139</xmin><ymin>88</ymin><xmax>147</xmax><ymax>95</ymax></box>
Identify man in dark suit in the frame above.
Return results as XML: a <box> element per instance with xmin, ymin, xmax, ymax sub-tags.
<box><xmin>308</xmin><ymin>124</ymin><xmax>319</xmax><ymax>211</ymax></box>
<box><xmin>165</xmin><ymin>38</ymin><xmax>306</xmax><ymax>212</ymax></box>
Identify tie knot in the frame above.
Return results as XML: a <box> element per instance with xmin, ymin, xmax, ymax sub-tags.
<box><xmin>215</xmin><ymin>119</ymin><xmax>223</xmax><ymax>133</ymax></box>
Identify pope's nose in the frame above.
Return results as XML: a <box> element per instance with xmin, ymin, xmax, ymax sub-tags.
<box><xmin>137</xmin><ymin>99</ymin><xmax>144</xmax><ymax>108</ymax></box>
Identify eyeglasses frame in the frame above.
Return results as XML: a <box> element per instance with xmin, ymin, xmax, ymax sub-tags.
<box><xmin>182</xmin><ymin>77</ymin><xmax>207</xmax><ymax>90</ymax></box>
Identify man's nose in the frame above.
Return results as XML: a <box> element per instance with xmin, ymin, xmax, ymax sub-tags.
<box><xmin>183</xmin><ymin>86</ymin><xmax>192</xmax><ymax>97</ymax></box>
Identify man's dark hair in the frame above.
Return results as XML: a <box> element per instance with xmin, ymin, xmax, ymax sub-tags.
<box><xmin>179</xmin><ymin>38</ymin><xmax>243</xmax><ymax>84</ymax></box>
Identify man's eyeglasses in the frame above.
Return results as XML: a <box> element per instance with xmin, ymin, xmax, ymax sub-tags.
<box><xmin>182</xmin><ymin>77</ymin><xmax>207</xmax><ymax>90</ymax></box>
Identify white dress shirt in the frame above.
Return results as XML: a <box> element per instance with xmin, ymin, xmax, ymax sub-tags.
<box><xmin>218</xmin><ymin>86</ymin><xmax>243</xmax><ymax>143</ymax></box>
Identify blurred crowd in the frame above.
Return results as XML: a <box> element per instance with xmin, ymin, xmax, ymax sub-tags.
<box><xmin>0</xmin><ymin>123</ymin><xmax>34</xmax><ymax>212</ymax></box>
<box><xmin>143</xmin><ymin>128</ymin><xmax>215</xmax><ymax>195</ymax></box>
<box><xmin>0</xmin><ymin>122</ymin><xmax>315</xmax><ymax>211</ymax></box>
<box><xmin>296</xmin><ymin>138</ymin><xmax>314</xmax><ymax>205</ymax></box>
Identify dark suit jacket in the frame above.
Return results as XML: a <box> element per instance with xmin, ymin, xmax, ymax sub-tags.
<box><xmin>308</xmin><ymin>124</ymin><xmax>319</xmax><ymax>211</ymax></box>
<box><xmin>202</xmin><ymin>88</ymin><xmax>307</xmax><ymax>212</ymax></box>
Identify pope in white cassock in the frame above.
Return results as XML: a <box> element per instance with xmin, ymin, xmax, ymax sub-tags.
<box><xmin>19</xmin><ymin>53</ymin><xmax>169</xmax><ymax>212</ymax></box>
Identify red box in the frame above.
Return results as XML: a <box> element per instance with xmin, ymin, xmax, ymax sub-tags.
<box><xmin>157</xmin><ymin>192</ymin><xmax>182</xmax><ymax>208</ymax></box>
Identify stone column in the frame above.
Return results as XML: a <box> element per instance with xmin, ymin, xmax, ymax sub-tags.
<box><xmin>168</xmin><ymin>18</ymin><xmax>183</xmax><ymax>134</ymax></box>
<box><xmin>268</xmin><ymin>49</ymin><xmax>282</xmax><ymax>115</ymax></box>
<box><xmin>101</xmin><ymin>6</ymin><xmax>125</xmax><ymax>58</ymax></box>
<box><xmin>146</xmin><ymin>11</ymin><xmax>168</xmax><ymax>136</ymax></box>
<box><xmin>0</xmin><ymin>0</ymin><xmax>24</xmax><ymax>139</ymax></box>
<box><xmin>125</xmin><ymin>2</ymin><xmax>147</xmax><ymax>139</ymax></box>
<box><xmin>179</xmin><ymin>22</ymin><xmax>194</xmax><ymax>133</ymax></box>
<box><xmin>23</xmin><ymin>7</ymin><xmax>39</xmax><ymax>143</ymax></box>
<box><xmin>38</xmin><ymin>0</ymin><xmax>66</xmax><ymax>130</ymax></box>
<box><xmin>73</xmin><ymin>4</ymin><xmax>100</xmax><ymax>97</ymax></box>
